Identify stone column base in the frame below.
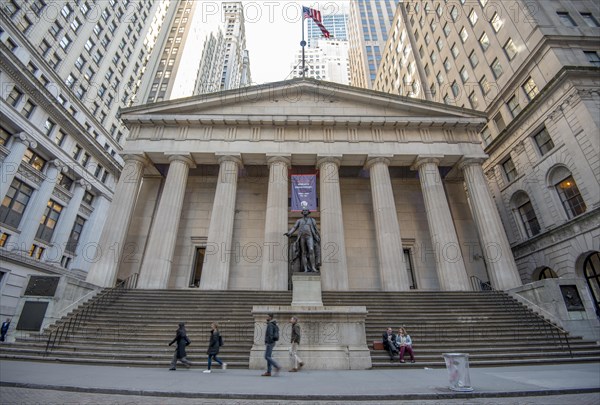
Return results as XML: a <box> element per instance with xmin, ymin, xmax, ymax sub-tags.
<box><xmin>249</xmin><ymin>305</ymin><xmax>372</xmax><ymax>370</ymax></box>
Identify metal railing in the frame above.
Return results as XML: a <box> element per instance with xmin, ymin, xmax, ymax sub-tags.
<box><xmin>45</xmin><ymin>273</ymin><xmax>138</xmax><ymax>355</ymax></box>
<box><xmin>470</xmin><ymin>275</ymin><xmax>572</xmax><ymax>358</ymax></box>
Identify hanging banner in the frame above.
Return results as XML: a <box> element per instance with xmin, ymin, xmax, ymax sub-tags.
<box><xmin>291</xmin><ymin>174</ymin><xmax>317</xmax><ymax>211</ymax></box>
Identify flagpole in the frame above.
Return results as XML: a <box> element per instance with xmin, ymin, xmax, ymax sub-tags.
<box><xmin>301</xmin><ymin>12</ymin><xmax>306</xmax><ymax>77</ymax></box>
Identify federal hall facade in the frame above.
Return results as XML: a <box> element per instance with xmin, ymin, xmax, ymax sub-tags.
<box><xmin>86</xmin><ymin>79</ymin><xmax>523</xmax><ymax>293</ymax></box>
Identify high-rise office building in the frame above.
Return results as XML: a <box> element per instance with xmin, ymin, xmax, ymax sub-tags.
<box><xmin>0</xmin><ymin>0</ymin><xmax>169</xmax><ymax>328</ymax></box>
<box><xmin>374</xmin><ymin>1</ymin><xmax>600</xmax><ymax>313</ymax></box>
<box><xmin>219</xmin><ymin>2</ymin><xmax>251</xmax><ymax>91</ymax></box>
<box><xmin>306</xmin><ymin>11</ymin><xmax>348</xmax><ymax>48</ymax></box>
<box><xmin>290</xmin><ymin>39</ymin><xmax>350</xmax><ymax>84</ymax></box>
<box><xmin>137</xmin><ymin>0</ymin><xmax>201</xmax><ymax>103</ymax></box>
<box><xmin>347</xmin><ymin>0</ymin><xmax>399</xmax><ymax>89</ymax></box>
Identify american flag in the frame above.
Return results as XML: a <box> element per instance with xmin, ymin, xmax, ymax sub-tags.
<box><xmin>302</xmin><ymin>6</ymin><xmax>330</xmax><ymax>38</ymax></box>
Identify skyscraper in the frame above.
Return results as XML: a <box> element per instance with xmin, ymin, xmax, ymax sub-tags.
<box><xmin>374</xmin><ymin>1</ymin><xmax>600</xmax><ymax>311</ymax></box>
<box><xmin>290</xmin><ymin>39</ymin><xmax>350</xmax><ymax>84</ymax></box>
<box><xmin>0</xmin><ymin>0</ymin><xmax>169</xmax><ymax>328</ymax></box>
<box><xmin>347</xmin><ymin>0</ymin><xmax>399</xmax><ymax>88</ymax></box>
<box><xmin>306</xmin><ymin>12</ymin><xmax>348</xmax><ymax>48</ymax></box>
<box><xmin>219</xmin><ymin>2</ymin><xmax>251</xmax><ymax>91</ymax></box>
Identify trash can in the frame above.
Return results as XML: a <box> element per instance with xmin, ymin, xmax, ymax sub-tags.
<box><xmin>442</xmin><ymin>353</ymin><xmax>473</xmax><ymax>392</ymax></box>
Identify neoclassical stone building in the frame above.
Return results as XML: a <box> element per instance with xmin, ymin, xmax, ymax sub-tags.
<box><xmin>86</xmin><ymin>79</ymin><xmax>523</xmax><ymax>292</ymax></box>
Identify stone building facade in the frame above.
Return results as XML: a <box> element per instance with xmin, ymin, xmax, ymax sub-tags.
<box><xmin>85</xmin><ymin>79</ymin><xmax>523</xmax><ymax>293</ymax></box>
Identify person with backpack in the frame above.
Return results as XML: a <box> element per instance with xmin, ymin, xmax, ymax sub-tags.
<box><xmin>168</xmin><ymin>322</ymin><xmax>192</xmax><ymax>370</ymax></box>
<box><xmin>203</xmin><ymin>322</ymin><xmax>227</xmax><ymax>373</ymax></box>
<box><xmin>262</xmin><ymin>313</ymin><xmax>281</xmax><ymax>376</ymax></box>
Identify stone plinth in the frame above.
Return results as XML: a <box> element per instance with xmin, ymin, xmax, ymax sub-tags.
<box><xmin>249</xmin><ymin>305</ymin><xmax>372</xmax><ymax>370</ymax></box>
<box><xmin>291</xmin><ymin>274</ymin><xmax>323</xmax><ymax>307</ymax></box>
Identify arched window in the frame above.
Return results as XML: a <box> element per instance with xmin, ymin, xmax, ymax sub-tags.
<box><xmin>538</xmin><ymin>267</ymin><xmax>557</xmax><ymax>280</ymax></box>
<box><xmin>510</xmin><ymin>191</ymin><xmax>541</xmax><ymax>238</ymax></box>
<box><xmin>548</xmin><ymin>166</ymin><xmax>587</xmax><ymax>219</ymax></box>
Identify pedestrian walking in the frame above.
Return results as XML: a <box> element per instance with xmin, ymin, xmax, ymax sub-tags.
<box><xmin>288</xmin><ymin>316</ymin><xmax>304</xmax><ymax>372</ymax></box>
<box><xmin>203</xmin><ymin>323</ymin><xmax>227</xmax><ymax>373</ymax></box>
<box><xmin>1</xmin><ymin>318</ymin><xmax>10</xmax><ymax>342</ymax></box>
<box><xmin>262</xmin><ymin>313</ymin><xmax>281</xmax><ymax>376</ymax></box>
<box><xmin>168</xmin><ymin>322</ymin><xmax>192</xmax><ymax>370</ymax></box>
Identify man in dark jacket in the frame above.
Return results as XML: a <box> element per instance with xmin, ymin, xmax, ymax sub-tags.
<box><xmin>1</xmin><ymin>318</ymin><xmax>10</xmax><ymax>342</ymax></box>
<box><xmin>262</xmin><ymin>313</ymin><xmax>281</xmax><ymax>376</ymax></box>
<box><xmin>382</xmin><ymin>327</ymin><xmax>398</xmax><ymax>361</ymax></box>
<box><xmin>288</xmin><ymin>316</ymin><xmax>304</xmax><ymax>372</ymax></box>
<box><xmin>169</xmin><ymin>322</ymin><xmax>192</xmax><ymax>370</ymax></box>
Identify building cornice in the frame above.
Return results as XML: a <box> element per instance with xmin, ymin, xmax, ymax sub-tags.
<box><xmin>483</xmin><ymin>66</ymin><xmax>600</xmax><ymax>155</ymax></box>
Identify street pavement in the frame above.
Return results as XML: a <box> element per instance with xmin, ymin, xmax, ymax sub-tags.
<box><xmin>0</xmin><ymin>360</ymin><xmax>599</xmax><ymax>403</ymax></box>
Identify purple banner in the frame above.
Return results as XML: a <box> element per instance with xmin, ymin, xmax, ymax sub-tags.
<box><xmin>291</xmin><ymin>175</ymin><xmax>317</xmax><ymax>211</ymax></box>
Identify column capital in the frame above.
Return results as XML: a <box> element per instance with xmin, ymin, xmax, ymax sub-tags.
<box><xmin>122</xmin><ymin>153</ymin><xmax>150</xmax><ymax>166</ymax></box>
<box><xmin>411</xmin><ymin>155</ymin><xmax>443</xmax><ymax>170</ymax></box>
<box><xmin>49</xmin><ymin>159</ymin><xmax>69</xmax><ymax>173</ymax></box>
<box><xmin>167</xmin><ymin>153</ymin><xmax>196</xmax><ymax>168</ymax></box>
<box><xmin>75</xmin><ymin>179</ymin><xmax>92</xmax><ymax>191</ymax></box>
<box><xmin>216</xmin><ymin>153</ymin><xmax>242</xmax><ymax>167</ymax></box>
<box><xmin>316</xmin><ymin>155</ymin><xmax>342</xmax><ymax>168</ymax></box>
<box><xmin>15</xmin><ymin>132</ymin><xmax>37</xmax><ymax>149</ymax></box>
<box><xmin>365</xmin><ymin>155</ymin><xmax>392</xmax><ymax>169</ymax></box>
<box><xmin>266</xmin><ymin>154</ymin><xmax>291</xmax><ymax>167</ymax></box>
<box><xmin>458</xmin><ymin>156</ymin><xmax>487</xmax><ymax>171</ymax></box>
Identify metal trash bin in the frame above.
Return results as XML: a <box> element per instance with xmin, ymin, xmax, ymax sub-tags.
<box><xmin>442</xmin><ymin>353</ymin><xmax>473</xmax><ymax>392</ymax></box>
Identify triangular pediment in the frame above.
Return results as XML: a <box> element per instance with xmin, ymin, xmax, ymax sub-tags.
<box><xmin>121</xmin><ymin>78</ymin><xmax>486</xmax><ymax>126</ymax></box>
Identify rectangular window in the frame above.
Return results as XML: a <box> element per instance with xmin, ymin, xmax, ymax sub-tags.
<box><xmin>54</xmin><ymin>130</ymin><xmax>67</xmax><ymax>147</ymax></box>
<box><xmin>436</xmin><ymin>71</ymin><xmax>445</xmax><ymax>85</ymax></box>
<box><xmin>443</xmin><ymin>58</ymin><xmax>452</xmax><ymax>72</ymax></box>
<box><xmin>436</xmin><ymin>37</ymin><xmax>444</xmax><ymax>51</ymax></box>
<box><xmin>72</xmin><ymin>144</ymin><xmax>83</xmax><ymax>160</ymax></box>
<box><xmin>0</xmin><ymin>179</ymin><xmax>34</xmax><ymax>228</ymax></box>
<box><xmin>460</xmin><ymin>27</ymin><xmax>468</xmax><ymax>43</ymax></box>
<box><xmin>469</xmin><ymin>9</ymin><xmax>478</xmax><ymax>26</ymax></box>
<box><xmin>469</xmin><ymin>50</ymin><xmax>479</xmax><ymax>67</ymax></box>
<box><xmin>83</xmin><ymin>191</ymin><xmax>94</xmax><ymax>205</ymax></box>
<box><xmin>36</xmin><ymin>200</ymin><xmax>63</xmax><ymax>243</ymax></box>
<box><xmin>460</xmin><ymin>66</ymin><xmax>469</xmax><ymax>82</ymax></box>
<box><xmin>479</xmin><ymin>32</ymin><xmax>490</xmax><ymax>51</ymax></box>
<box><xmin>479</xmin><ymin>76</ymin><xmax>490</xmax><ymax>95</ymax></box>
<box><xmin>443</xmin><ymin>23</ymin><xmax>451</xmax><ymax>37</ymax></box>
<box><xmin>494</xmin><ymin>112</ymin><xmax>506</xmax><ymax>132</ymax></box>
<box><xmin>502</xmin><ymin>157</ymin><xmax>517</xmax><ymax>182</ymax></box>
<box><xmin>22</xmin><ymin>149</ymin><xmax>46</xmax><ymax>171</ymax></box>
<box><xmin>59</xmin><ymin>35</ymin><xmax>71</xmax><ymax>50</ymax></box>
<box><xmin>480</xmin><ymin>126</ymin><xmax>492</xmax><ymax>146</ymax></box>
<box><xmin>66</xmin><ymin>216</ymin><xmax>86</xmax><ymax>253</ymax></box>
<box><xmin>507</xmin><ymin>95</ymin><xmax>521</xmax><ymax>118</ymax></box>
<box><xmin>491</xmin><ymin>12</ymin><xmax>503</xmax><ymax>32</ymax></box>
<box><xmin>451</xmin><ymin>43</ymin><xmax>460</xmax><ymax>58</ymax></box>
<box><xmin>533</xmin><ymin>127</ymin><xmax>554</xmax><ymax>156</ymax></box>
<box><xmin>518</xmin><ymin>201</ymin><xmax>541</xmax><ymax>237</ymax></box>
<box><xmin>7</xmin><ymin>87</ymin><xmax>23</xmax><ymax>106</ymax></box>
<box><xmin>557</xmin><ymin>11</ymin><xmax>577</xmax><ymax>27</ymax></box>
<box><xmin>451</xmin><ymin>6</ymin><xmax>458</xmax><ymax>21</ymax></box>
<box><xmin>504</xmin><ymin>38</ymin><xmax>518</xmax><ymax>60</ymax></box>
<box><xmin>469</xmin><ymin>91</ymin><xmax>480</xmax><ymax>109</ymax></box>
<box><xmin>523</xmin><ymin>77</ymin><xmax>539</xmax><ymax>100</ymax></box>
<box><xmin>81</xmin><ymin>153</ymin><xmax>91</xmax><ymax>167</ymax></box>
<box><xmin>451</xmin><ymin>81</ymin><xmax>460</xmax><ymax>97</ymax></box>
<box><xmin>580</xmin><ymin>12</ymin><xmax>600</xmax><ymax>27</ymax></box>
<box><xmin>430</xmin><ymin>50</ymin><xmax>437</xmax><ymax>63</ymax></box>
<box><xmin>61</xmin><ymin>4</ymin><xmax>72</xmax><ymax>18</ymax></box>
<box><xmin>43</xmin><ymin>119</ymin><xmax>55</xmax><ymax>136</ymax></box>
<box><xmin>557</xmin><ymin>176</ymin><xmax>586</xmax><ymax>218</ymax></box>
<box><xmin>584</xmin><ymin>51</ymin><xmax>600</xmax><ymax>66</ymax></box>
<box><xmin>491</xmin><ymin>58</ymin><xmax>503</xmax><ymax>78</ymax></box>
<box><xmin>22</xmin><ymin>100</ymin><xmax>36</xmax><ymax>118</ymax></box>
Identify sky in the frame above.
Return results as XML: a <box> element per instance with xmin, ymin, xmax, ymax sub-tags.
<box><xmin>194</xmin><ymin>1</ymin><xmax>350</xmax><ymax>85</ymax></box>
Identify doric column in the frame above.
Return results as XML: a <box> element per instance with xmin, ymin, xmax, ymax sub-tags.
<box><xmin>366</xmin><ymin>156</ymin><xmax>410</xmax><ymax>291</ymax></box>
<box><xmin>200</xmin><ymin>154</ymin><xmax>242</xmax><ymax>290</ymax></box>
<box><xmin>137</xmin><ymin>154</ymin><xmax>194</xmax><ymax>289</ymax></box>
<box><xmin>261</xmin><ymin>155</ymin><xmax>291</xmax><ymax>290</ymax></box>
<box><xmin>0</xmin><ymin>132</ymin><xmax>37</xmax><ymax>201</ymax></box>
<box><xmin>13</xmin><ymin>160</ymin><xmax>66</xmax><ymax>252</ymax></box>
<box><xmin>317</xmin><ymin>155</ymin><xmax>349</xmax><ymax>291</ymax></box>
<box><xmin>460</xmin><ymin>157</ymin><xmax>522</xmax><ymax>290</ymax></box>
<box><xmin>42</xmin><ymin>179</ymin><xmax>91</xmax><ymax>263</ymax></box>
<box><xmin>86</xmin><ymin>154</ymin><xmax>147</xmax><ymax>287</ymax></box>
<box><xmin>413</xmin><ymin>156</ymin><xmax>470</xmax><ymax>291</ymax></box>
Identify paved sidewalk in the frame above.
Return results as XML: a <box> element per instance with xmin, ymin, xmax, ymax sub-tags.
<box><xmin>0</xmin><ymin>360</ymin><xmax>599</xmax><ymax>401</ymax></box>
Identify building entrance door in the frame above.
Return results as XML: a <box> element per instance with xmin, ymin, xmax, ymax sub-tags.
<box><xmin>190</xmin><ymin>247</ymin><xmax>205</xmax><ymax>288</ymax></box>
<box><xmin>583</xmin><ymin>252</ymin><xmax>600</xmax><ymax>317</ymax></box>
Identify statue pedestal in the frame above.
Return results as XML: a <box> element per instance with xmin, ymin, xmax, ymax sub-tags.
<box><xmin>291</xmin><ymin>273</ymin><xmax>323</xmax><ymax>306</ymax></box>
<box><xmin>249</xmin><ymin>297</ymin><xmax>372</xmax><ymax>369</ymax></box>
